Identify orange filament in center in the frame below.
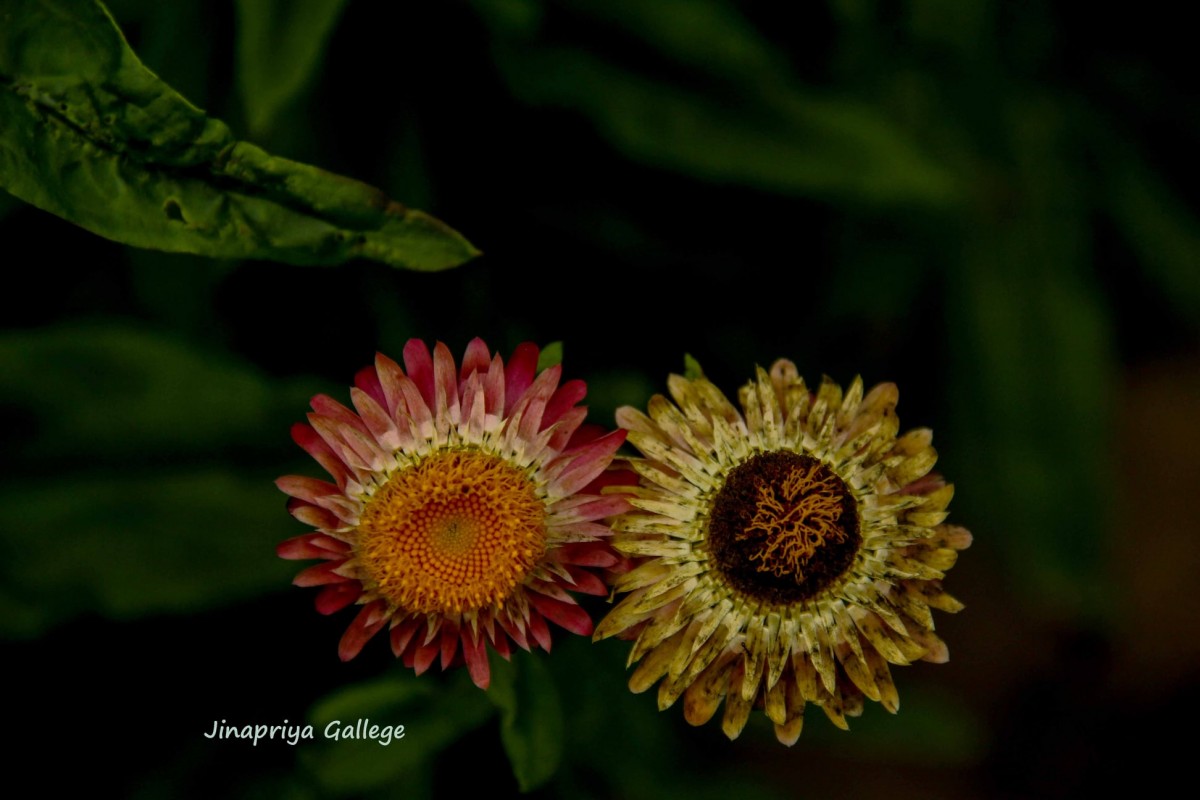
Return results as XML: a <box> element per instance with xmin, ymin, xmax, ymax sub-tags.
<box><xmin>737</xmin><ymin>460</ymin><xmax>847</xmax><ymax>581</ymax></box>
<box><xmin>356</xmin><ymin>449</ymin><xmax>546</xmax><ymax>614</ymax></box>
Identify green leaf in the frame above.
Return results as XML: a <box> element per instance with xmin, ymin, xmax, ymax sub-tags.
<box><xmin>682</xmin><ymin>352</ymin><xmax>704</xmax><ymax>380</ymax></box>
<box><xmin>489</xmin><ymin>651</ymin><xmax>565</xmax><ymax>792</ymax></box>
<box><xmin>0</xmin><ymin>0</ymin><xmax>478</xmax><ymax>271</ymax></box>
<box><xmin>236</xmin><ymin>0</ymin><xmax>349</xmax><ymax>138</ymax></box>
<box><xmin>536</xmin><ymin>340</ymin><xmax>563</xmax><ymax>371</ymax></box>
<box><xmin>303</xmin><ymin>673</ymin><xmax>494</xmax><ymax>793</ymax></box>
<box><xmin>0</xmin><ymin>468</ymin><xmax>298</xmax><ymax>637</ymax></box>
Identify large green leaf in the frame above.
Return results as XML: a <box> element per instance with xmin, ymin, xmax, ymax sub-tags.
<box><xmin>0</xmin><ymin>0</ymin><xmax>478</xmax><ymax>270</ymax></box>
<box><xmin>236</xmin><ymin>0</ymin><xmax>349</xmax><ymax>137</ymax></box>
<box><xmin>490</xmin><ymin>651</ymin><xmax>565</xmax><ymax>792</ymax></box>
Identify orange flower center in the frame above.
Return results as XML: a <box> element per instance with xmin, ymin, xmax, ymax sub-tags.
<box><xmin>356</xmin><ymin>449</ymin><xmax>547</xmax><ymax>615</ymax></box>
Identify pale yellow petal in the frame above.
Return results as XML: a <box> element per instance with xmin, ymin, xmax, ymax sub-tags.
<box><xmin>629</xmin><ymin>628</ymin><xmax>687</xmax><ymax>694</ymax></box>
<box><xmin>864</xmin><ymin>645</ymin><xmax>900</xmax><ymax>713</ymax></box>
<box><xmin>721</xmin><ymin>660</ymin><xmax>753</xmax><ymax>740</ymax></box>
<box><xmin>764</xmin><ymin>669</ymin><xmax>788</xmax><ymax>725</ymax></box>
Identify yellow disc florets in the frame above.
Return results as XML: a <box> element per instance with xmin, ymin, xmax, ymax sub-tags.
<box><xmin>356</xmin><ymin>449</ymin><xmax>547</xmax><ymax>615</ymax></box>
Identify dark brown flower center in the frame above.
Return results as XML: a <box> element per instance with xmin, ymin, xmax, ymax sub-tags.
<box><xmin>706</xmin><ymin>451</ymin><xmax>860</xmax><ymax>604</ymax></box>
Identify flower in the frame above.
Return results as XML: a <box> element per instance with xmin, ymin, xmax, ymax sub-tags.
<box><xmin>278</xmin><ymin>339</ymin><xmax>629</xmax><ymax>689</ymax></box>
<box><xmin>594</xmin><ymin>361</ymin><xmax>971</xmax><ymax>744</ymax></box>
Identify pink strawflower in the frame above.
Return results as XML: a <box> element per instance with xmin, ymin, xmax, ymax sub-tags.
<box><xmin>278</xmin><ymin>339</ymin><xmax>629</xmax><ymax>689</ymax></box>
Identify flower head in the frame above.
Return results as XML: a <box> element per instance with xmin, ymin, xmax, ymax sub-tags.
<box><xmin>278</xmin><ymin>339</ymin><xmax>628</xmax><ymax>689</ymax></box>
<box><xmin>594</xmin><ymin>361</ymin><xmax>971</xmax><ymax>744</ymax></box>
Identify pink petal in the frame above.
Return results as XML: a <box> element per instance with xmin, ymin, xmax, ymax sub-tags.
<box><xmin>439</xmin><ymin>619</ymin><xmax>460</xmax><ymax>670</ymax></box>
<box><xmin>547</xmin><ymin>430</ymin><xmax>628</xmax><ymax>496</ymax></box>
<box><xmin>276</xmin><ymin>475</ymin><xmax>341</xmax><ymax>504</ymax></box>
<box><xmin>277</xmin><ymin>533</ymin><xmax>348</xmax><ymax>560</ymax></box>
<box><xmin>515</xmin><ymin>366</ymin><xmax>560</xmax><ymax>443</ymax></box>
<box><xmin>412</xmin><ymin>638</ymin><xmax>440</xmax><ymax>675</ymax></box>
<box><xmin>583</xmin><ymin>468</ymin><xmax>639</xmax><ymax>493</ymax></box>
<box><xmin>307</xmin><ymin>414</ymin><xmax>371</xmax><ymax>473</ymax></box>
<box><xmin>403</xmin><ymin>339</ymin><xmax>436</xmax><ymax>410</ymax></box>
<box><xmin>293</xmin><ymin>561</ymin><xmax>352</xmax><ymax>587</ymax></box>
<box><xmin>504</xmin><ymin>342</ymin><xmax>539</xmax><ymax>415</ymax></box>
<box><xmin>338</xmin><ymin>601</ymin><xmax>389</xmax><ymax>661</ymax></box>
<box><xmin>543</xmin><ymin>379</ymin><xmax>587</xmax><ymax>431</ymax></box>
<box><xmin>550</xmin><ymin>542</ymin><xmax>620</xmax><ymax>568</ymax></box>
<box><xmin>401</xmin><ymin>647</ymin><xmax>417</xmax><ymax>669</ymax></box>
<box><xmin>526</xmin><ymin>608</ymin><xmax>553</xmax><ymax>651</ymax></box>
<box><xmin>432</xmin><ymin>342</ymin><xmax>462</xmax><ymax>425</ymax></box>
<box><xmin>390</xmin><ymin>617</ymin><xmax>422</xmax><ymax>658</ymax></box>
<box><xmin>315</xmin><ymin>583</ymin><xmax>362</xmax><ymax>615</ymax></box>
<box><xmin>286</xmin><ymin>499</ymin><xmax>342</xmax><ymax>531</ymax></box>
<box><xmin>484</xmin><ymin>354</ymin><xmax>506</xmax><ymax>417</ymax></box>
<box><xmin>550</xmin><ymin>494</ymin><xmax>632</xmax><ymax>523</ymax></box>
<box><xmin>354</xmin><ymin>365</ymin><xmax>387</xmax><ymax>411</ymax></box>
<box><xmin>496</xmin><ymin>613</ymin><xmax>531</xmax><ymax>652</ymax></box>
<box><xmin>460</xmin><ymin>372</ymin><xmax>487</xmax><ymax>438</ymax></box>
<box><xmin>462</xmin><ymin>631</ymin><xmax>491</xmax><ymax>690</ymax></box>
<box><xmin>565</xmin><ymin>422</ymin><xmax>606</xmax><ymax>448</ymax></box>
<box><xmin>350</xmin><ymin>386</ymin><xmax>400</xmax><ymax>448</ymax></box>
<box><xmin>375</xmin><ymin>353</ymin><xmax>408</xmax><ymax>419</ymax></box>
<box><xmin>309</xmin><ymin>413</ymin><xmax>388</xmax><ymax>474</ymax></box>
<box><xmin>310</xmin><ymin>394</ymin><xmax>369</xmax><ymax>435</ymax></box>
<box><xmin>460</xmin><ymin>338</ymin><xmax>492</xmax><ymax>382</ymax></box>
<box><xmin>490</xmin><ymin>626</ymin><xmax>513</xmax><ymax>659</ymax></box>
<box><xmin>561</xmin><ymin>566</ymin><xmax>608</xmax><ymax>596</ymax></box>
<box><xmin>546</xmin><ymin>408</ymin><xmax>587</xmax><ymax>452</ymax></box>
<box><xmin>396</xmin><ymin>374</ymin><xmax>434</xmax><ymax>437</ymax></box>
<box><xmin>291</xmin><ymin>423</ymin><xmax>351</xmax><ymax>488</ymax></box>
<box><xmin>528</xmin><ymin>593</ymin><xmax>594</xmax><ymax>637</ymax></box>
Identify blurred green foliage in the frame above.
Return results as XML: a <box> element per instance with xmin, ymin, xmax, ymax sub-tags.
<box><xmin>0</xmin><ymin>324</ymin><xmax>315</xmax><ymax>635</ymax></box>
<box><xmin>490</xmin><ymin>652</ymin><xmax>565</xmax><ymax>792</ymax></box>
<box><xmin>304</xmin><ymin>671</ymin><xmax>494</xmax><ymax>793</ymax></box>
<box><xmin>2</xmin><ymin>0</ymin><xmax>1197</xmax><ymax>796</ymax></box>
<box><xmin>236</xmin><ymin>0</ymin><xmax>349</xmax><ymax>138</ymax></box>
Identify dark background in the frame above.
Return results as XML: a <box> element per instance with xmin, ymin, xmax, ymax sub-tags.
<box><xmin>3</xmin><ymin>1</ymin><xmax>1199</xmax><ymax>797</ymax></box>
